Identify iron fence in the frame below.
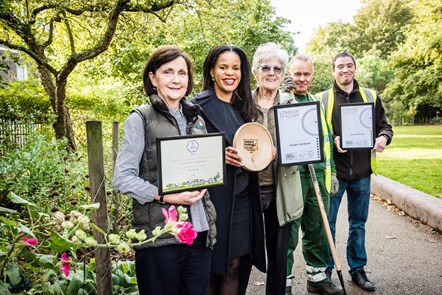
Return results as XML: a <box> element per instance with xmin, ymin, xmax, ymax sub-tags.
<box><xmin>0</xmin><ymin>117</ymin><xmax>51</xmax><ymax>154</ymax></box>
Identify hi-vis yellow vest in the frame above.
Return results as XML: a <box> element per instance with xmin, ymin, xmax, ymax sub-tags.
<box><xmin>319</xmin><ymin>106</ymin><xmax>333</xmax><ymax>193</ymax></box>
<box><xmin>318</xmin><ymin>88</ymin><xmax>378</xmax><ymax>174</ymax></box>
<box><xmin>287</xmin><ymin>93</ymin><xmax>333</xmax><ymax>192</ymax></box>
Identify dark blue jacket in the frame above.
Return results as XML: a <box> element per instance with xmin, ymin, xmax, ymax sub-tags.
<box><xmin>191</xmin><ymin>89</ymin><xmax>266</xmax><ymax>275</ymax></box>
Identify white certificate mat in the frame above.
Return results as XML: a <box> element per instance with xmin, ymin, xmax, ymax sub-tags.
<box><xmin>157</xmin><ymin>133</ymin><xmax>225</xmax><ymax>195</ymax></box>
<box><xmin>274</xmin><ymin>101</ymin><xmax>324</xmax><ymax>166</ymax></box>
<box><xmin>339</xmin><ymin>102</ymin><xmax>374</xmax><ymax>149</ymax></box>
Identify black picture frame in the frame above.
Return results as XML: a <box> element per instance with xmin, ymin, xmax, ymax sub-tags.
<box><xmin>156</xmin><ymin>132</ymin><xmax>226</xmax><ymax>195</ymax></box>
<box><xmin>274</xmin><ymin>101</ymin><xmax>324</xmax><ymax>166</ymax></box>
<box><xmin>339</xmin><ymin>102</ymin><xmax>375</xmax><ymax>149</ymax></box>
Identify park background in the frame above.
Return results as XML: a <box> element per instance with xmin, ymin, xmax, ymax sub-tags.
<box><xmin>0</xmin><ymin>0</ymin><xmax>441</xmax><ymax>294</ymax></box>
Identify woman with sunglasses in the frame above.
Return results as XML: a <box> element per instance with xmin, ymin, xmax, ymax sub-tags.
<box><xmin>251</xmin><ymin>42</ymin><xmax>304</xmax><ymax>295</ymax></box>
<box><xmin>191</xmin><ymin>44</ymin><xmax>266</xmax><ymax>295</ymax></box>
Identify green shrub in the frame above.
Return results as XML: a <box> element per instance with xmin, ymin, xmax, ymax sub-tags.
<box><xmin>0</xmin><ymin>80</ymin><xmax>53</xmax><ymax>122</ymax></box>
<box><xmin>0</xmin><ymin>135</ymin><xmax>89</xmax><ymax>213</ymax></box>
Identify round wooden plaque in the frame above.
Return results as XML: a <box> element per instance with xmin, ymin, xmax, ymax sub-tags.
<box><xmin>233</xmin><ymin>122</ymin><xmax>274</xmax><ymax>171</ymax></box>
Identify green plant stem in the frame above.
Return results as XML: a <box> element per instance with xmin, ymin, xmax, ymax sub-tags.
<box><xmin>0</xmin><ymin>233</ymin><xmax>23</xmax><ymax>279</ymax></box>
<box><xmin>27</xmin><ymin>205</ymin><xmax>34</xmax><ymax>228</ymax></box>
<box><xmin>93</xmin><ymin>227</ymin><xmax>174</xmax><ymax>250</ymax></box>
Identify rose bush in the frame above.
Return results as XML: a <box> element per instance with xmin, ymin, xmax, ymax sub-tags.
<box><xmin>0</xmin><ymin>192</ymin><xmax>197</xmax><ymax>294</ymax></box>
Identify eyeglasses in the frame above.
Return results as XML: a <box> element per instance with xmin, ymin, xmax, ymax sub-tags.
<box><xmin>259</xmin><ymin>65</ymin><xmax>283</xmax><ymax>74</ymax></box>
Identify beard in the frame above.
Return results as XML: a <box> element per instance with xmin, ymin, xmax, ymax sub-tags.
<box><xmin>340</xmin><ymin>77</ymin><xmax>353</xmax><ymax>85</ymax></box>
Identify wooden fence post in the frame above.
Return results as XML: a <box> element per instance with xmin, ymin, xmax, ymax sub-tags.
<box><xmin>86</xmin><ymin>121</ymin><xmax>112</xmax><ymax>295</ymax></box>
<box><xmin>111</xmin><ymin>121</ymin><xmax>120</xmax><ymax>232</ymax></box>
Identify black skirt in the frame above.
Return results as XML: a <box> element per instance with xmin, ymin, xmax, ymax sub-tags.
<box><xmin>229</xmin><ymin>189</ymin><xmax>251</xmax><ymax>258</ymax></box>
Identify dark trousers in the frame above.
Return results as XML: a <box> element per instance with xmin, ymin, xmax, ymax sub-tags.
<box><xmin>262</xmin><ymin>185</ymin><xmax>292</xmax><ymax>295</ymax></box>
<box><xmin>135</xmin><ymin>231</ymin><xmax>210</xmax><ymax>295</ymax></box>
<box><xmin>209</xmin><ymin>255</ymin><xmax>253</xmax><ymax>295</ymax></box>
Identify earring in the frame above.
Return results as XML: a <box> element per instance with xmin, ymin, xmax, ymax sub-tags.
<box><xmin>211</xmin><ymin>76</ymin><xmax>214</xmax><ymax>81</ymax></box>
<box><xmin>153</xmin><ymin>86</ymin><xmax>157</xmax><ymax>91</ymax></box>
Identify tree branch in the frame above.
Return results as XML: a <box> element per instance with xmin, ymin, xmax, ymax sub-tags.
<box><xmin>124</xmin><ymin>0</ymin><xmax>177</xmax><ymax>13</ymax></box>
<box><xmin>0</xmin><ymin>38</ymin><xmax>58</xmax><ymax>76</ymax></box>
<box><xmin>61</xmin><ymin>10</ymin><xmax>76</xmax><ymax>54</ymax></box>
<box><xmin>33</xmin><ymin>4</ymin><xmax>110</xmax><ymax>17</ymax></box>
<box><xmin>42</xmin><ymin>18</ymin><xmax>55</xmax><ymax>47</ymax></box>
<box><xmin>57</xmin><ymin>0</ymin><xmax>129</xmax><ymax>81</ymax></box>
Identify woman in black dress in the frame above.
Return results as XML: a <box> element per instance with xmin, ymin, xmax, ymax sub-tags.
<box><xmin>191</xmin><ymin>45</ymin><xmax>266</xmax><ymax>295</ymax></box>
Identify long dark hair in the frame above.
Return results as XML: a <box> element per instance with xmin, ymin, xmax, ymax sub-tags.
<box><xmin>142</xmin><ymin>45</ymin><xmax>194</xmax><ymax>97</ymax></box>
<box><xmin>202</xmin><ymin>44</ymin><xmax>258</xmax><ymax>122</ymax></box>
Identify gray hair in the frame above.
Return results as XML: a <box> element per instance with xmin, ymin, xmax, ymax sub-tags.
<box><xmin>252</xmin><ymin>42</ymin><xmax>289</xmax><ymax>74</ymax></box>
<box><xmin>288</xmin><ymin>54</ymin><xmax>315</xmax><ymax>74</ymax></box>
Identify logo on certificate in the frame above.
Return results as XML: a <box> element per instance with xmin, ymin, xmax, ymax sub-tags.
<box><xmin>186</xmin><ymin>140</ymin><xmax>199</xmax><ymax>153</ymax></box>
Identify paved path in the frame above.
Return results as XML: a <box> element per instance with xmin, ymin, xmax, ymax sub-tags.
<box><xmin>247</xmin><ymin>185</ymin><xmax>442</xmax><ymax>294</ymax></box>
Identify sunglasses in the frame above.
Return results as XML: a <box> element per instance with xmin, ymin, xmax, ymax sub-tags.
<box><xmin>259</xmin><ymin>64</ymin><xmax>283</xmax><ymax>74</ymax></box>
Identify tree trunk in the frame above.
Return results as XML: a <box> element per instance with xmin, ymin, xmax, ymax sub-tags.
<box><xmin>55</xmin><ymin>79</ymin><xmax>76</xmax><ymax>151</ymax></box>
<box><xmin>38</xmin><ymin>65</ymin><xmax>77</xmax><ymax>151</ymax></box>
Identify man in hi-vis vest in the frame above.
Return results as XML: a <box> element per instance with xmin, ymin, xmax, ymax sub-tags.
<box><xmin>318</xmin><ymin>51</ymin><xmax>393</xmax><ymax>292</ymax></box>
<box><xmin>282</xmin><ymin>54</ymin><xmax>343</xmax><ymax>295</ymax></box>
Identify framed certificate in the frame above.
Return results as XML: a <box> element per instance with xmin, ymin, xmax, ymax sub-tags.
<box><xmin>157</xmin><ymin>133</ymin><xmax>226</xmax><ymax>195</ymax></box>
<box><xmin>274</xmin><ymin>101</ymin><xmax>324</xmax><ymax>166</ymax></box>
<box><xmin>339</xmin><ymin>102</ymin><xmax>375</xmax><ymax>149</ymax></box>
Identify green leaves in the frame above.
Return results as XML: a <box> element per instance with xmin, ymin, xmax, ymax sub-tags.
<box><xmin>0</xmin><ymin>282</ymin><xmax>11</xmax><ymax>295</ymax></box>
<box><xmin>66</xmin><ymin>273</ymin><xmax>84</xmax><ymax>295</ymax></box>
<box><xmin>306</xmin><ymin>0</ymin><xmax>441</xmax><ymax>120</ymax></box>
<box><xmin>7</xmin><ymin>192</ymin><xmax>35</xmax><ymax>207</ymax></box>
<box><xmin>5</xmin><ymin>261</ymin><xmax>21</xmax><ymax>286</ymax></box>
<box><xmin>79</xmin><ymin>203</ymin><xmax>100</xmax><ymax>210</ymax></box>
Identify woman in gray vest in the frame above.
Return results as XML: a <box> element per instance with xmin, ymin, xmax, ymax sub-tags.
<box><xmin>113</xmin><ymin>45</ymin><xmax>216</xmax><ymax>295</ymax></box>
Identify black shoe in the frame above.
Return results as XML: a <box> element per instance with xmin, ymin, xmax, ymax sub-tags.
<box><xmin>325</xmin><ymin>269</ymin><xmax>332</xmax><ymax>281</ymax></box>
<box><xmin>350</xmin><ymin>269</ymin><xmax>375</xmax><ymax>292</ymax></box>
<box><xmin>307</xmin><ymin>281</ymin><xmax>344</xmax><ymax>295</ymax></box>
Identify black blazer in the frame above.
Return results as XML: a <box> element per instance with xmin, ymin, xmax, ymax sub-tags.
<box><xmin>191</xmin><ymin>89</ymin><xmax>266</xmax><ymax>275</ymax></box>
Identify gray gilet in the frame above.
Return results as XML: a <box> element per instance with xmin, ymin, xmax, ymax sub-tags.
<box><xmin>131</xmin><ymin>94</ymin><xmax>217</xmax><ymax>250</ymax></box>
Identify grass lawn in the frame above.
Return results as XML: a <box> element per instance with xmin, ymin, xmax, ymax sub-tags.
<box><xmin>376</xmin><ymin>125</ymin><xmax>442</xmax><ymax>199</ymax></box>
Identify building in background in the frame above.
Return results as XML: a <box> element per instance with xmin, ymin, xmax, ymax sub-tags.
<box><xmin>0</xmin><ymin>45</ymin><xmax>28</xmax><ymax>83</ymax></box>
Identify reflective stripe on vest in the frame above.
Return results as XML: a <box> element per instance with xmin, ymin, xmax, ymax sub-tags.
<box><xmin>320</xmin><ymin>107</ymin><xmax>332</xmax><ymax>192</ymax></box>
<box><xmin>318</xmin><ymin>88</ymin><xmax>378</xmax><ymax>174</ymax></box>
<box><xmin>308</xmin><ymin>94</ymin><xmax>333</xmax><ymax>192</ymax></box>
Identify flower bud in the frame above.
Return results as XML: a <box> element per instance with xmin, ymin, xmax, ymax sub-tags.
<box><xmin>135</xmin><ymin>231</ymin><xmax>147</xmax><ymax>242</ymax></box>
<box><xmin>62</xmin><ymin>221</ymin><xmax>74</xmax><ymax>229</ymax></box>
<box><xmin>75</xmin><ymin>229</ymin><xmax>87</xmax><ymax>241</ymax></box>
<box><xmin>152</xmin><ymin>226</ymin><xmax>162</xmax><ymax>237</ymax></box>
<box><xmin>126</xmin><ymin>229</ymin><xmax>137</xmax><ymax>239</ymax></box>
<box><xmin>85</xmin><ymin>237</ymin><xmax>97</xmax><ymax>247</ymax></box>
<box><xmin>77</xmin><ymin>215</ymin><xmax>90</xmax><ymax>225</ymax></box>
<box><xmin>117</xmin><ymin>242</ymin><xmax>131</xmax><ymax>254</ymax></box>
<box><xmin>178</xmin><ymin>213</ymin><xmax>189</xmax><ymax>221</ymax></box>
<box><xmin>70</xmin><ymin>210</ymin><xmax>81</xmax><ymax>219</ymax></box>
<box><xmin>108</xmin><ymin>234</ymin><xmax>120</xmax><ymax>244</ymax></box>
<box><xmin>54</xmin><ymin>211</ymin><xmax>65</xmax><ymax>223</ymax></box>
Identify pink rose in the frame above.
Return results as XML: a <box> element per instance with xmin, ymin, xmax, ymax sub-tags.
<box><xmin>162</xmin><ymin>205</ymin><xmax>178</xmax><ymax>224</ymax></box>
<box><xmin>21</xmin><ymin>236</ymin><xmax>38</xmax><ymax>245</ymax></box>
<box><xmin>60</xmin><ymin>252</ymin><xmax>70</xmax><ymax>277</ymax></box>
<box><xmin>176</xmin><ymin>222</ymin><xmax>197</xmax><ymax>245</ymax></box>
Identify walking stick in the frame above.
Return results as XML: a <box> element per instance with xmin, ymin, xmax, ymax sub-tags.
<box><xmin>308</xmin><ymin>164</ymin><xmax>347</xmax><ymax>295</ymax></box>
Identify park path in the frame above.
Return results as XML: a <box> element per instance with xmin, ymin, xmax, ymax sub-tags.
<box><xmin>246</xmin><ymin>192</ymin><xmax>442</xmax><ymax>295</ymax></box>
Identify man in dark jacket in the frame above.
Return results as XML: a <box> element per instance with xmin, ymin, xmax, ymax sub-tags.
<box><xmin>318</xmin><ymin>51</ymin><xmax>393</xmax><ymax>292</ymax></box>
